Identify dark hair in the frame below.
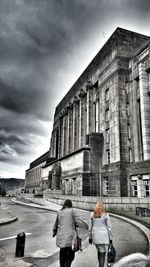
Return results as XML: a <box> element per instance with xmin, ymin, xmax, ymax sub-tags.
<box><xmin>62</xmin><ymin>199</ymin><xmax>72</xmax><ymax>209</ymax></box>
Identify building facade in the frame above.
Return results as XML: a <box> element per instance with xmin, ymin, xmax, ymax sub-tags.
<box><xmin>25</xmin><ymin>151</ymin><xmax>49</xmax><ymax>194</ymax></box>
<box><xmin>29</xmin><ymin>27</ymin><xmax>150</xmax><ymax>198</ymax></box>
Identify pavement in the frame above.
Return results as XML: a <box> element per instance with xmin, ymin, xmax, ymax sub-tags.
<box><xmin>0</xmin><ymin>196</ymin><xmax>150</xmax><ymax>267</ymax></box>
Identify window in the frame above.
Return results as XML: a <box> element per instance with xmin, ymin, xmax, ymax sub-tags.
<box><xmin>65</xmin><ymin>179</ymin><xmax>69</xmax><ymax>194</ymax></box>
<box><xmin>95</xmin><ymin>101</ymin><xmax>99</xmax><ymax>132</ymax></box>
<box><xmin>129</xmin><ymin>148</ymin><xmax>132</xmax><ymax>162</ymax></box>
<box><xmin>106</xmin><ymin>149</ymin><xmax>110</xmax><ymax>164</ymax></box>
<box><xmin>72</xmin><ymin>178</ymin><xmax>77</xmax><ymax>195</ymax></box>
<box><xmin>127</xmin><ymin>103</ymin><xmax>130</xmax><ymax>116</ymax></box>
<box><xmin>106</xmin><ymin>128</ymin><xmax>110</xmax><ymax>143</ymax></box>
<box><xmin>143</xmin><ymin>180</ymin><xmax>150</xmax><ymax>197</ymax></box>
<box><xmin>103</xmin><ymin>177</ymin><xmax>109</xmax><ymax>196</ymax></box>
<box><xmin>125</xmin><ymin>82</ymin><xmax>129</xmax><ymax>94</ymax></box>
<box><xmin>132</xmin><ymin>180</ymin><xmax>138</xmax><ymax>197</ymax></box>
<box><xmin>105</xmin><ymin>88</ymin><xmax>109</xmax><ymax>102</ymax></box>
<box><xmin>128</xmin><ymin>124</ymin><xmax>131</xmax><ymax>139</ymax></box>
<box><xmin>105</xmin><ymin>108</ymin><xmax>109</xmax><ymax>122</ymax></box>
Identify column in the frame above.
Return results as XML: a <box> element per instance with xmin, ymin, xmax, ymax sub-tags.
<box><xmin>68</xmin><ymin>103</ymin><xmax>73</xmax><ymax>154</ymax></box>
<box><xmin>72</xmin><ymin>97</ymin><xmax>79</xmax><ymax>151</ymax></box>
<box><xmin>132</xmin><ymin>80</ymin><xmax>138</xmax><ymax>161</ymax></box>
<box><xmin>78</xmin><ymin>90</ymin><xmax>86</xmax><ymax>148</ymax></box>
<box><xmin>86</xmin><ymin>89</ymin><xmax>90</xmax><ymax>135</ymax></box>
<box><xmin>139</xmin><ymin>63</ymin><xmax>150</xmax><ymax>160</ymax></box>
<box><xmin>79</xmin><ymin>97</ymin><xmax>82</xmax><ymax>148</ymax></box>
<box><xmin>86</xmin><ymin>85</ymin><xmax>94</xmax><ymax>134</ymax></box>
<box><xmin>73</xmin><ymin>97</ymin><xmax>79</xmax><ymax>151</ymax></box>
<box><xmin>132</xmin><ymin>80</ymin><xmax>142</xmax><ymax>161</ymax></box>
<box><xmin>72</xmin><ymin>100</ymin><xmax>75</xmax><ymax>151</ymax></box>
<box><xmin>62</xmin><ymin>114</ymin><xmax>65</xmax><ymax>157</ymax></box>
<box><xmin>67</xmin><ymin>108</ymin><xmax>70</xmax><ymax>154</ymax></box>
<box><xmin>58</xmin><ymin>115</ymin><xmax>63</xmax><ymax>158</ymax></box>
<box><xmin>63</xmin><ymin>108</ymin><xmax>68</xmax><ymax>156</ymax></box>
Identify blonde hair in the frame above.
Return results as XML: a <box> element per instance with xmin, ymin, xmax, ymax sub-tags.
<box><xmin>93</xmin><ymin>201</ymin><xmax>106</xmax><ymax>218</ymax></box>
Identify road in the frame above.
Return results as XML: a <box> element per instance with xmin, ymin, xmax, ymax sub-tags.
<box><xmin>0</xmin><ymin>197</ymin><xmax>149</xmax><ymax>266</ymax></box>
<box><xmin>0</xmin><ymin>198</ymin><xmax>57</xmax><ymax>257</ymax></box>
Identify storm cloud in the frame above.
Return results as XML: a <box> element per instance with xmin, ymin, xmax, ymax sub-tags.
<box><xmin>0</xmin><ymin>0</ymin><xmax>150</xmax><ymax>178</ymax></box>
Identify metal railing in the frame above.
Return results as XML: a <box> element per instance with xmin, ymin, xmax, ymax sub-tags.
<box><xmin>135</xmin><ymin>207</ymin><xmax>150</xmax><ymax>217</ymax></box>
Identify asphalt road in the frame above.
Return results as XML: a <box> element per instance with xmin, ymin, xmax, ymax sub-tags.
<box><xmin>0</xmin><ymin>198</ymin><xmax>57</xmax><ymax>257</ymax></box>
<box><xmin>0</xmin><ymin>197</ymin><xmax>149</xmax><ymax>266</ymax></box>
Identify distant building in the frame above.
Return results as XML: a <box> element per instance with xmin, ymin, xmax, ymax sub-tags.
<box><xmin>27</xmin><ymin>27</ymin><xmax>150</xmax><ymax>198</ymax></box>
<box><xmin>25</xmin><ymin>151</ymin><xmax>49</xmax><ymax>194</ymax></box>
<box><xmin>0</xmin><ymin>178</ymin><xmax>25</xmax><ymax>196</ymax></box>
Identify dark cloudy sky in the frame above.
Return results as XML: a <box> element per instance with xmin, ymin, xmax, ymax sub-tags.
<box><xmin>0</xmin><ymin>0</ymin><xmax>150</xmax><ymax>179</ymax></box>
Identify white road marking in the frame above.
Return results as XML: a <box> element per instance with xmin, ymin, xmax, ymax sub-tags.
<box><xmin>0</xmin><ymin>233</ymin><xmax>32</xmax><ymax>241</ymax></box>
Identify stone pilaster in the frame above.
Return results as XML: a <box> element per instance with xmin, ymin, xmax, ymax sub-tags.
<box><xmin>139</xmin><ymin>63</ymin><xmax>150</xmax><ymax>160</ymax></box>
<box><xmin>79</xmin><ymin>89</ymin><xmax>86</xmax><ymax>148</ymax></box>
<box><xmin>62</xmin><ymin>113</ymin><xmax>66</xmax><ymax>157</ymax></box>
<box><xmin>132</xmin><ymin>80</ymin><xmax>141</xmax><ymax>162</ymax></box>
<box><xmin>68</xmin><ymin>103</ymin><xmax>73</xmax><ymax>154</ymax></box>
<box><xmin>59</xmin><ymin>115</ymin><xmax>63</xmax><ymax>158</ymax></box>
<box><xmin>73</xmin><ymin>97</ymin><xmax>79</xmax><ymax>151</ymax></box>
<box><xmin>86</xmin><ymin>84</ymin><xmax>94</xmax><ymax>134</ymax></box>
<box><xmin>63</xmin><ymin>108</ymin><xmax>68</xmax><ymax>156</ymax></box>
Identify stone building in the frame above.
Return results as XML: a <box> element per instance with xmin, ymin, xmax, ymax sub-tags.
<box><xmin>25</xmin><ymin>151</ymin><xmax>49</xmax><ymax>194</ymax></box>
<box><xmin>41</xmin><ymin>27</ymin><xmax>150</xmax><ymax>198</ymax></box>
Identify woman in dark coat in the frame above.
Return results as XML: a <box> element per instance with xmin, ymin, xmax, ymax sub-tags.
<box><xmin>53</xmin><ymin>199</ymin><xmax>81</xmax><ymax>267</ymax></box>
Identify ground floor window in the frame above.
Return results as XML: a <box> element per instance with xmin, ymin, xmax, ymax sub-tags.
<box><xmin>131</xmin><ymin>180</ymin><xmax>138</xmax><ymax>197</ymax></box>
<box><xmin>64</xmin><ymin>177</ymin><xmax>77</xmax><ymax>195</ymax></box>
<box><xmin>131</xmin><ymin>174</ymin><xmax>150</xmax><ymax>197</ymax></box>
<box><xmin>103</xmin><ymin>177</ymin><xmax>109</xmax><ymax>196</ymax></box>
<box><xmin>72</xmin><ymin>178</ymin><xmax>77</xmax><ymax>195</ymax></box>
<box><xmin>143</xmin><ymin>179</ymin><xmax>150</xmax><ymax>196</ymax></box>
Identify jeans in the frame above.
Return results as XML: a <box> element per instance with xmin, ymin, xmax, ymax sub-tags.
<box><xmin>59</xmin><ymin>247</ymin><xmax>75</xmax><ymax>267</ymax></box>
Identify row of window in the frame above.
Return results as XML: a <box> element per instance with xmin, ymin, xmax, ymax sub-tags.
<box><xmin>103</xmin><ymin>176</ymin><xmax>150</xmax><ymax>197</ymax></box>
<box><xmin>105</xmin><ymin>147</ymin><xmax>132</xmax><ymax>164</ymax></box>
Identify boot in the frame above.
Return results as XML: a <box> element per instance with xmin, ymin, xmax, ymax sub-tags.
<box><xmin>98</xmin><ymin>251</ymin><xmax>106</xmax><ymax>267</ymax></box>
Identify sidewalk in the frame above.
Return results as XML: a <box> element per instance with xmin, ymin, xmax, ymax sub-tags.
<box><xmin>49</xmin><ymin>240</ymin><xmax>98</xmax><ymax>267</ymax></box>
<box><xmin>0</xmin><ymin>197</ymin><xmax>150</xmax><ymax>267</ymax></box>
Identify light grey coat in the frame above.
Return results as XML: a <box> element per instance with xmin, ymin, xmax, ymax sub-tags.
<box><xmin>53</xmin><ymin>207</ymin><xmax>80</xmax><ymax>248</ymax></box>
<box><xmin>88</xmin><ymin>212</ymin><xmax>112</xmax><ymax>245</ymax></box>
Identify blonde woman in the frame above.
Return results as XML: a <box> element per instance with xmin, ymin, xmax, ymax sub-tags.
<box><xmin>88</xmin><ymin>202</ymin><xmax>112</xmax><ymax>267</ymax></box>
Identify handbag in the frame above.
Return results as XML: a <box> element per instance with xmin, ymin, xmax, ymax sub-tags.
<box><xmin>108</xmin><ymin>242</ymin><xmax>116</xmax><ymax>263</ymax></box>
<box><xmin>73</xmin><ymin>235</ymin><xmax>82</xmax><ymax>252</ymax></box>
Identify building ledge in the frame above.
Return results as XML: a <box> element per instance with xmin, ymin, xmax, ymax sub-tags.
<box><xmin>43</xmin><ymin>147</ymin><xmax>91</xmax><ymax>168</ymax></box>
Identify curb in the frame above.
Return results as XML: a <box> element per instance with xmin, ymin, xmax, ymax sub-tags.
<box><xmin>109</xmin><ymin>213</ymin><xmax>150</xmax><ymax>254</ymax></box>
<box><xmin>0</xmin><ymin>216</ymin><xmax>18</xmax><ymax>226</ymax></box>
<box><xmin>11</xmin><ymin>198</ymin><xmax>58</xmax><ymax>213</ymax></box>
<box><xmin>24</xmin><ymin>250</ymin><xmax>59</xmax><ymax>266</ymax></box>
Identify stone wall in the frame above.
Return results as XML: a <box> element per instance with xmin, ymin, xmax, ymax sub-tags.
<box><xmin>44</xmin><ymin>189</ymin><xmax>150</xmax><ymax>211</ymax></box>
